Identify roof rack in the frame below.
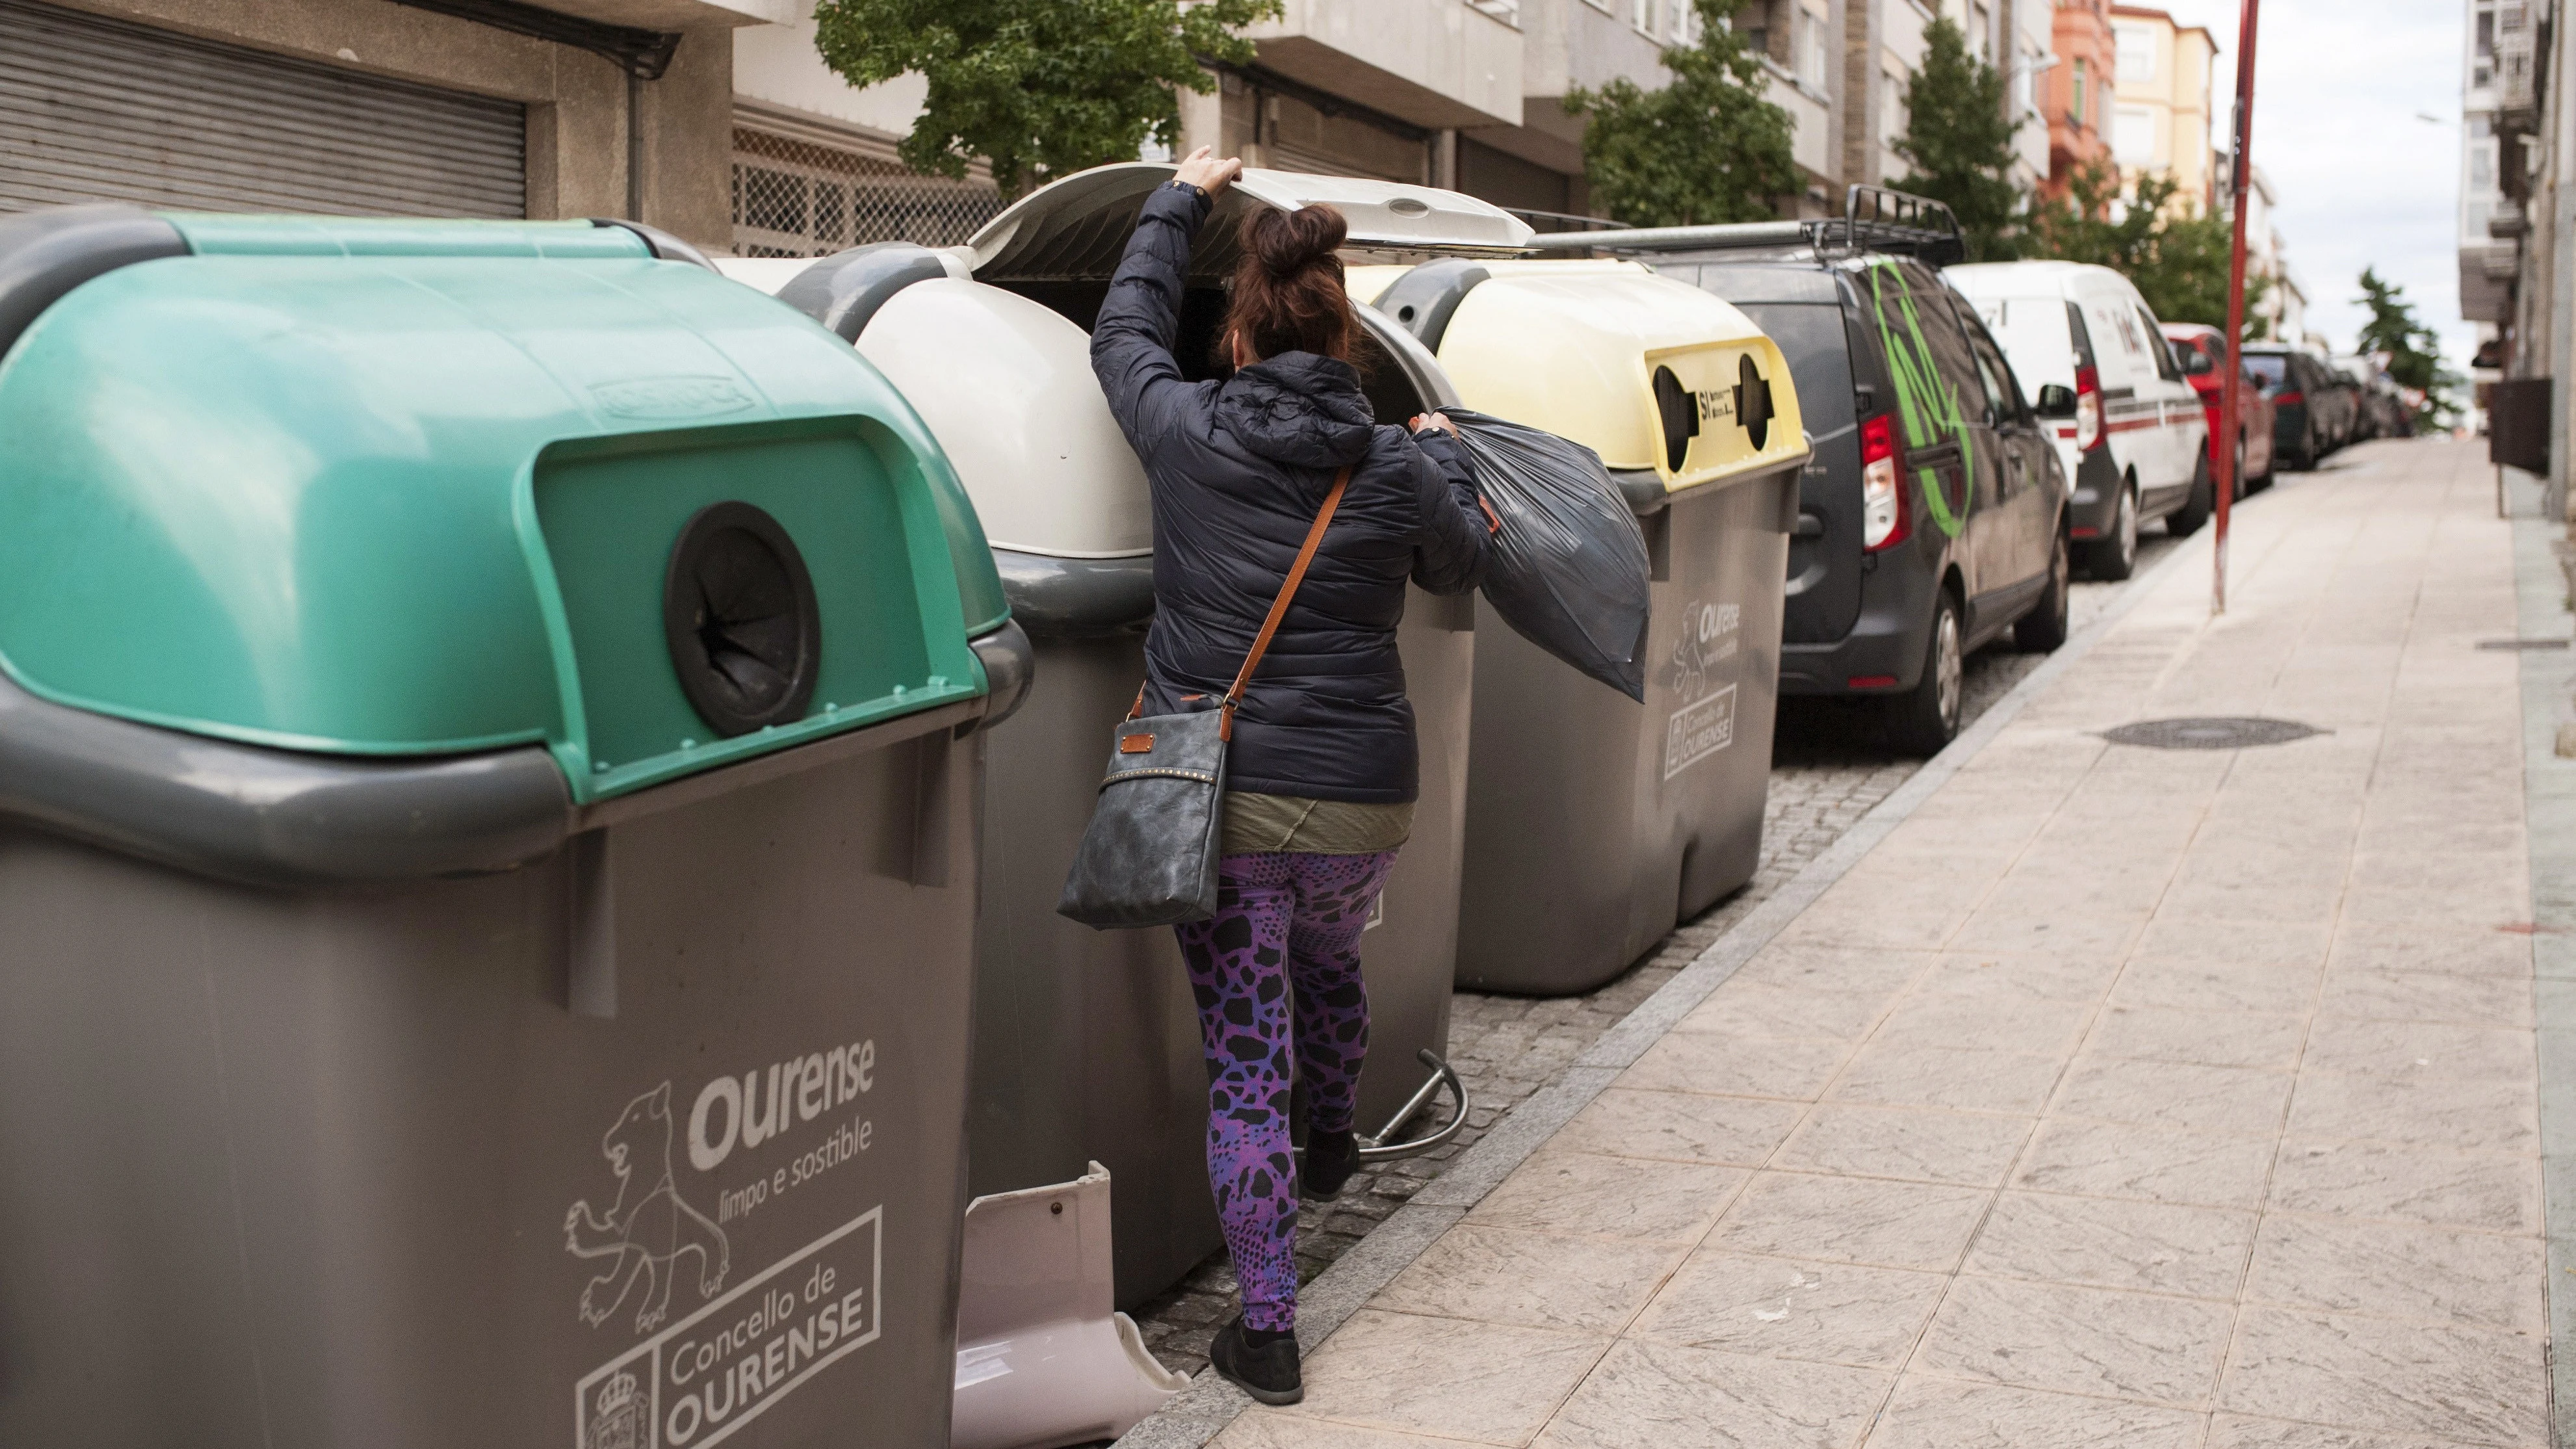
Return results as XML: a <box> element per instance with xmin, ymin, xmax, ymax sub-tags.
<box><xmin>1525</xmin><ymin>185</ymin><xmax>1967</xmax><ymax>267</ymax></box>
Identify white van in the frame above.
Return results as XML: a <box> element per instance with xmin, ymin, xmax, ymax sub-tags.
<box><xmin>1944</xmin><ymin>261</ymin><xmax>2211</xmax><ymax>580</ymax></box>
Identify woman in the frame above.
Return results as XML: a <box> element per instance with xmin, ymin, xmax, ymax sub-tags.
<box><xmin>1091</xmin><ymin>147</ymin><xmax>1490</xmax><ymax>1403</ymax></box>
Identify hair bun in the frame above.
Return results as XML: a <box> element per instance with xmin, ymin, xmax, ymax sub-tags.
<box><xmin>1247</xmin><ymin>205</ymin><xmax>1347</xmax><ymax>277</ymax></box>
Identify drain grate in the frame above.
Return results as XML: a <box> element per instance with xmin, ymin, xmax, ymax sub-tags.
<box><xmin>2102</xmin><ymin>717</ymin><xmax>2324</xmax><ymax>750</ymax></box>
<box><xmin>2477</xmin><ymin>638</ymin><xmax>2571</xmax><ymax>651</ymax></box>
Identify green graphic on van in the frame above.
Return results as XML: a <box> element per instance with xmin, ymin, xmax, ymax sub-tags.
<box><xmin>1867</xmin><ymin>263</ymin><xmax>1971</xmax><ymax>540</ymax></box>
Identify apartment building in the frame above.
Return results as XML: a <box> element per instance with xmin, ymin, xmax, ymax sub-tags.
<box><xmin>2459</xmin><ymin>0</ymin><xmax>2519</xmax><ymax>330</ymax></box>
<box><xmin>0</xmin><ymin>0</ymin><xmax>2070</xmax><ymax>263</ymax></box>
<box><xmin>2007</xmin><ymin>0</ymin><xmax>2058</xmax><ymax>192</ymax></box>
<box><xmin>2457</xmin><ymin>0</ymin><xmax>2564</xmax><ymax>501</ymax></box>
<box><xmin>2046</xmin><ymin>0</ymin><xmax>2116</xmax><ymax>198</ymax></box>
<box><xmin>0</xmin><ymin>0</ymin><xmax>761</xmax><ymax>248</ymax></box>
<box><xmin>2107</xmin><ymin>5</ymin><xmax>2216</xmax><ymax>211</ymax></box>
<box><xmin>2235</xmin><ymin>163</ymin><xmax>2303</xmax><ymax>343</ymax></box>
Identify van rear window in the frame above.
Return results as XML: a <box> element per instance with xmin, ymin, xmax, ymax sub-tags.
<box><xmin>2243</xmin><ymin>354</ymin><xmax>2289</xmax><ymax>387</ymax></box>
<box><xmin>1732</xmin><ymin>302</ymin><xmax>1856</xmax><ymax>432</ymax></box>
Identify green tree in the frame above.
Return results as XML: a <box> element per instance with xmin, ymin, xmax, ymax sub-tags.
<box><xmin>1890</xmin><ymin>16</ymin><xmax>2026</xmax><ymax>261</ymax></box>
<box><xmin>2354</xmin><ymin>267</ymin><xmax>2463</xmax><ymax>428</ymax></box>
<box><xmin>1565</xmin><ymin>0</ymin><xmax>1801</xmax><ymax>228</ymax></box>
<box><xmin>812</xmin><ymin>0</ymin><xmax>1281</xmax><ymax>199</ymax></box>
<box><xmin>2029</xmin><ymin>161</ymin><xmax>2267</xmax><ymax>330</ymax></box>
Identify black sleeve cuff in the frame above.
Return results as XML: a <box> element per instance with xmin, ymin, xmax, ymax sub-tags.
<box><xmin>1149</xmin><ymin>179</ymin><xmax>1215</xmax><ymax>227</ymax></box>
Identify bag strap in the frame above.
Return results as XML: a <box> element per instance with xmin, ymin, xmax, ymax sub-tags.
<box><xmin>1220</xmin><ymin>465</ymin><xmax>1351</xmax><ymax>741</ymax></box>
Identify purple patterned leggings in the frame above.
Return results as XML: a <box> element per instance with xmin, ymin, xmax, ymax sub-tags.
<box><xmin>1173</xmin><ymin>849</ymin><xmax>1398</xmax><ymax>1333</ymax></box>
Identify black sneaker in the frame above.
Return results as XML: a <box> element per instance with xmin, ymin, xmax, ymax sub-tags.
<box><xmin>1209</xmin><ymin>1316</ymin><xmax>1303</xmax><ymax>1405</ymax></box>
<box><xmin>1301</xmin><ymin>1129</ymin><xmax>1359</xmax><ymax>1200</ymax></box>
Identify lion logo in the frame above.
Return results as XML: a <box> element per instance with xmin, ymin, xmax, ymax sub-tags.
<box><xmin>564</xmin><ymin>1082</ymin><xmax>731</xmax><ymax>1333</ymax></box>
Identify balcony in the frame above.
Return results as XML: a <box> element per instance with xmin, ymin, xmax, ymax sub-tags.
<box><xmin>517</xmin><ymin>1</ymin><xmax>798</xmax><ymax>30</ymax></box>
<box><xmin>1243</xmin><ymin>0</ymin><xmax>1526</xmax><ymax>129</ymax></box>
<box><xmin>2495</xmin><ymin>0</ymin><xmax>2540</xmax><ymax>132</ymax></box>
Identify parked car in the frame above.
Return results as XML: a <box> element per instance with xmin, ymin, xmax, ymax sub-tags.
<box><xmin>2370</xmin><ymin>378</ymin><xmax>2416</xmax><ymax>437</ymax></box>
<box><xmin>2163</xmin><ymin>322</ymin><xmax>2276</xmax><ymax>495</ymax></box>
<box><xmin>2336</xmin><ymin>358</ymin><xmax>2415</xmax><ymax>440</ymax></box>
<box><xmin>1945</xmin><ymin>261</ymin><xmax>2212</xmax><ymax>581</ymax></box>
<box><xmin>2241</xmin><ymin>345</ymin><xmax>2346</xmax><ymax>469</ymax></box>
<box><xmin>1593</xmin><ymin>192</ymin><xmax>2070</xmax><ymax>755</ymax></box>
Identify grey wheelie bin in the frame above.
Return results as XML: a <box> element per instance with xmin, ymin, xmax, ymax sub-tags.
<box><xmin>1351</xmin><ymin>259</ymin><xmax>1812</xmax><ymax>995</ymax></box>
<box><xmin>0</xmin><ymin>205</ymin><xmax>1031</xmax><ymax>1449</ymax></box>
<box><xmin>730</xmin><ymin>164</ymin><xmax>1520</xmax><ymax>1309</ymax></box>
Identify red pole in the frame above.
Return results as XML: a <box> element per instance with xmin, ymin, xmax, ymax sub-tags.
<box><xmin>2216</xmin><ymin>0</ymin><xmax>2260</xmax><ymax>614</ymax></box>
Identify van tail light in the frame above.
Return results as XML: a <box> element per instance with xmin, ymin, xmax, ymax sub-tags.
<box><xmin>1860</xmin><ymin>414</ymin><xmax>1907</xmax><ymax>552</ymax></box>
<box><xmin>2273</xmin><ymin>390</ymin><xmax>2303</xmax><ymax>407</ymax></box>
<box><xmin>2075</xmin><ymin>366</ymin><xmax>2103</xmax><ymax>452</ymax></box>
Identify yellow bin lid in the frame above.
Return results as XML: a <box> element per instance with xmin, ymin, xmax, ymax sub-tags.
<box><xmin>1353</xmin><ymin>259</ymin><xmax>1809</xmax><ymax>501</ymax></box>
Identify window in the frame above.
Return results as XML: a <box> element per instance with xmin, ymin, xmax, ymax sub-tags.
<box><xmin>2477</xmin><ymin>3</ymin><xmax>2495</xmax><ymax>58</ymax></box>
<box><xmin>2472</xmin><ymin>145</ymin><xmax>2494</xmax><ymax>187</ymax></box>
<box><xmin>2138</xmin><ymin>307</ymin><xmax>2181</xmax><ymax>381</ymax></box>
<box><xmin>2114</xmin><ymin>23</ymin><xmax>2155</xmax><ymax>82</ymax></box>
<box><xmin>2072</xmin><ymin>59</ymin><xmax>2088</xmax><ymax>130</ymax></box>
<box><xmin>2113</xmin><ymin>107</ymin><xmax>2155</xmax><ymax>164</ymax></box>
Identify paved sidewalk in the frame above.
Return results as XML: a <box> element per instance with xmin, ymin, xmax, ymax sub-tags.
<box><xmin>1210</xmin><ymin>439</ymin><xmax>2549</xmax><ymax>1448</ymax></box>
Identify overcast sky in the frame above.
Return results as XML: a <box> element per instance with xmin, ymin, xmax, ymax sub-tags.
<box><xmin>2140</xmin><ymin>1</ymin><xmax>2473</xmax><ymax>369</ymax></box>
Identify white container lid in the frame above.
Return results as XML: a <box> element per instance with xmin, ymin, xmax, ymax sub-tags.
<box><xmin>970</xmin><ymin>163</ymin><xmax>1534</xmax><ymax>282</ymax></box>
<box><xmin>853</xmin><ymin>278</ymin><xmax>1152</xmax><ymax>559</ymax></box>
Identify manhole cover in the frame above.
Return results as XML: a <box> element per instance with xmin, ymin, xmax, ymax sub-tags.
<box><xmin>2101</xmin><ymin>717</ymin><xmax>2324</xmax><ymax>750</ymax></box>
<box><xmin>2478</xmin><ymin>638</ymin><xmax>2571</xmax><ymax>651</ymax></box>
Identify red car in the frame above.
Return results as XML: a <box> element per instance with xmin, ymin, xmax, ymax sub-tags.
<box><xmin>2161</xmin><ymin>323</ymin><xmax>2276</xmax><ymax>496</ymax></box>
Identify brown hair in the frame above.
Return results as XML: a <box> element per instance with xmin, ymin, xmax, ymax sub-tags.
<box><xmin>1224</xmin><ymin>205</ymin><xmax>1359</xmax><ymax>363</ymax></box>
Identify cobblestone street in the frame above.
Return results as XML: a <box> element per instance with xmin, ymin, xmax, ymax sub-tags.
<box><xmin>1132</xmin><ymin>521</ymin><xmax>2192</xmax><ymax>1374</ymax></box>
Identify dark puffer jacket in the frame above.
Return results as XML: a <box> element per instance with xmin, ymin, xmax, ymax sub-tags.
<box><xmin>1092</xmin><ymin>183</ymin><xmax>1489</xmax><ymax>803</ymax></box>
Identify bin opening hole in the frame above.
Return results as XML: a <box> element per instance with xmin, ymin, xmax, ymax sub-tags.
<box><xmin>1736</xmin><ymin>354</ymin><xmax>1775</xmax><ymax>452</ymax></box>
<box><xmin>1653</xmin><ymin>366</ymin><xmax>1700</xmax><ymax>473</ymax></box>
<box><xmin>663</xmin><ymin>502</ymin><xmax>822</xmax><ymax>738</ymax></box>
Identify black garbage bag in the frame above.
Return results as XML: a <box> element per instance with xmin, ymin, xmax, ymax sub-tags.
<box><xmin>1445</xmin><ymin>408</ymin><xmax>1652</xmax><ymax>701</ymax></box>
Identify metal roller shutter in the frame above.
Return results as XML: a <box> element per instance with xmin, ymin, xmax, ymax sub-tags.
<box><xmin>0</xmin><ymin>0</ymin><xmax>525</xmax><ymax>218</ymax></box>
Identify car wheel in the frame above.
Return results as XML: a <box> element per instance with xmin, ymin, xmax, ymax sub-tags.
<box><xmin>1885</xmin><ymin>591</ymin><xmax>1965</xmax><ymax>757</ymax></box>
<box><xmin>2083</xmin><ymin>486</ymin><xmax>2139</xmax><ymax>581</ymax></box>
<box><xmin>2231</xmin><ymin>437</ymin><xmax>2248</xmax><ymax>502</ymax></box>
<box><xmin>2168</xmin><ymin>458</ymin><xmax>2213</xmax><ymax>537</ymax></box>
<box><xmin>2014</xmin><ymin>527</ymin><xmax>2070</xmax><ymax>653</ymax></box>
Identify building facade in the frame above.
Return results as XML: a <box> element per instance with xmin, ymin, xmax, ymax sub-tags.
<box><xmin>1</xmin><ymin>0</ymin><xmax>2075</xmax><ymax>265</ymax></box>
<box><xmin>2107</xmin><ymin>5</ymin><xmax>2216</xmax><ymax>211</ymax></box>
<box><xmin>2045</xmin><ymin>0</ymin><xmax>2116</xmax><ymax>198</ymax></box>
<box><xmin>2458</xmin><ymin>0</ymin><xmax>2571</xmax><ymax>504</ymax></box>
<box><xmin>0</xmin><ymin>0</ymin><xmax>768</xmax><ymax>249</ymax></box>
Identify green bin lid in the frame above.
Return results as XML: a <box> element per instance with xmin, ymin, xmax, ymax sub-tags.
<box><xmin>0</xmin><ymin>213</ymin><xmax>1009</xmax><ymax>803</ymax></box>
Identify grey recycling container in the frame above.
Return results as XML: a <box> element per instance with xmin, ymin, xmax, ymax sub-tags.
<box><xmin>735</xmin><ymin>163</ymin><xmax>1515</xmax><ymax>1307</ymax></box>
<box><xmin>0</xmin><ymin>205</ymin><xmax>1031</xmax><ymax>1449</ymax></box>
<box><xmin>1355</xmin><ymin>259</ymin><xmax>1812</xmax><ymax>995</ymax></box>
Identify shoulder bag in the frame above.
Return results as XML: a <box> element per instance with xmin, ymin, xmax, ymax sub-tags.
<box><xmin>1057</xmin><ymin>466</ymin><xmax>1351</xmax><ymax>928</ymax></box>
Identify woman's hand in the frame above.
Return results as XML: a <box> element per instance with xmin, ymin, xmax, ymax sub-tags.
<box><xmin>1409</xmin><ymin>412</ymin><xmax>1459</xmax><ymax>437</ymax></box>
<box><xmin>1173</xmin><ymin>146</ymin><xmax>1244</xmax><ymax>199</ymax></box>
